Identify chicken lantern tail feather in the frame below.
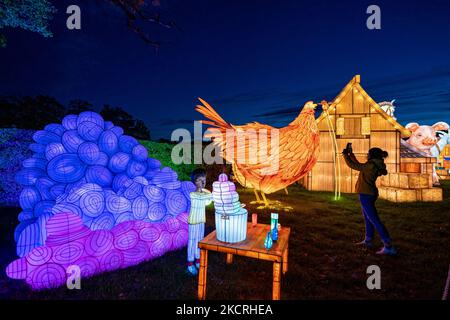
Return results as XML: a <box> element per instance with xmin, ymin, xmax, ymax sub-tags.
<box><xmin>196</xmin><ymin>98</ymin><xmax>231</xmax><ymax>130</ymax></box>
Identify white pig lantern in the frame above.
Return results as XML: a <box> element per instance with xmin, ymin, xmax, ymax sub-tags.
<box><xmin>405</xmin><ymin>121</ymin><xmax>450</xmax><ymax>185</ymax></box>
<box><xmin>405</xmin><ymin>122</ymin><xmax>449</xmax><ymax>155</ymax></box>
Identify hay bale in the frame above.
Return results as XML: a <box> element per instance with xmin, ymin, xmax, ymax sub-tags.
<box><xmin>73</xmin><ymin>256</ymin><xmax>100</xmax><ymax>278</ymax></box>
<box><xmin>26</xmin><ymin>246</ymin><xmax>53</xmax><ymax>266</ymax></box>
<box><xmin>77</xmin><ymin>111</ymin><xmax>105</xmax><ymax>128</ymax></box>
<box><xmin>80</xmin><ymin>191</ymin><xmax>105</xmax><ymax>218</ymax></box>
<box><xmin>126</xmin><ymin>160</ymin><xmax>147</xmax><ymax>178</ymax></box>
<box><xmin>96</xmin><ymin>152</ymin><xmax>109</xmax><ymax>167</ymax></box>
<box><xmin>47</xmin><ymin>154</ymin><xmax>86</xmax><ymax>184</ymax></box>
<box><xmin>112</xmin><ymin>173</ymin><xmax>133</xmax><ymax>193</ymax></box>
<box><xmin>85</xmin><ymin>230</ymin><xmax>114</xmax><ymax>256</ymax></box>
<box><xmin>33</xmin><ymin>130</ymin><xmax>60</xmax><ymax>145</ymax></box>
<box><xmin>29</xmin><ymin>143</ymin><xmax>46</xmax><ymax>154</ymax></box>
<box><xmin>99</xmin><ymin>249</ymin><xmax>124</xmax><ymax>272</ymax></box>
<box><xmin>52</xmin><ymin>240</ymin><xmax>85</xmax><ymax>265</ymax></box>
<box><xmin>108</xmin><ymin>152</ymin><xmax>131</xmax><ymax>173</ymax></box>
<box><xmin>147</xmin><ymin>202</ymin><xmax>167</xmax><ymax>221</ymax></box>
<box><xmin>78</xmin><ymin>121</ymin><xmax>103</xmax><ymax>142</ymax></box>
<box><xmin>113</xmin><ymin>229</ymin><xmax>139</xmax><ymax>250</ymax></box>
<box><xmin>44</xmin><ymin>123</ymin><xmax>65</xmax><ymax>136</ymax></box>
<box><xmin>85</xmin><ymin>165</ymin><xmax>113</xmax><ymax>187</ymax></box>
<box><xmin>418</xmin><ymin>188</ymin><xmax>443</xmax><ymax>202</ymax></box>
<box><xmin>62</xmin><ymin>114</ymin><xmax>78</xmax><ymax>130</ymax></box>
<box><xmin>90</xmin><ymin>212</ymin><xmax>115</xmax><ymax>230</ymax></box>
<box><xmin>165</xmin><ymin>189</ymin><xmax>188</xmax><ymax>215</ymax></box>
<box><xmin>33</xmin><ymin>200</ymin><xmax>55</xmax><ymax>217</ymax></box>
<box><xmin>22</xmin><ymin>157</ymin><xmax>47</xmax><ymax>170</ymax></box>
<box><xmin>123</xmin><ymin>182</ymin><xmax>143</xmax><ymax>200</ymax></box>
<box><xmin>143</xmin><ymin>185</ymin><xmax>165</xmax><ymax>203</ymax></box>
<box><xmin>62</xmin><ymin>130</ymin><xmax>85</xmax><ymax>153</ymax></box>
<box><xmin>29</xmin><ymin>263</ymin><xmax>67</xmax><ymax>290</ymax></box>
<box><xmin>132</xmin><ymin>145</ymin><xmax>148</xmax><ymax>162</ymax></box>
<box><xmin>15</xmin><ymin>168</ymin><xmax>45</xmax><ymax>186</ymax></box>
<box><xmin>98</xmin><ymin>130</ymin><xmax>119</xmax><ymax>155</ymax></box>
<box><xmin>110</xmin><ymin>126</ymin><xmax>124</xmax><ymax>137</ymax></box>
<box><xmin>35</xmin><ymin>178</ymin><xmax>55</xmax><ymax>200</ymax></box>
<box><xmin>105</xmin><ymin>194</ymin><xmax>131</xmax><ymax>214</ymax></box>
<box><xmin>17</xmin><ymin>223</ymin><xmax>42</xmax><ymax>257</ymax></box>
<box><xmin>147</xmin><ymin>158</ymin><xmax>161</xmax><ymax>170</ymax></box>
<box><xmin>119</xmin><ymin>135</ymin><xmax>138</xmax><ymax>153</ymax></box>
<box><xmin>19</xmin><ymin>187</ymin><xmax>41</xmax><ymax>211</ymax></box>
<box><xmin>78</xmin><ymin>142</ymin><xmax>100</xmax><ymax>165</ymax></box>
<box><xmin>132</xmin><ymin>196</ymin><xmax>149</xmax><ymax>220</ymax></box>
<box><xmin>122</xmin><ymin>240</ymin><xmax>149</xmax><ymax>266</ymax></box>
<box><xmin>18</xmin><ymin>211</ymin><xmax>34</xmax><ymax>222</ymax></box>
<box><xmin>45</xmin><ymin>142</ymin><xmax>67</xmax><ymax>161</ymax></box>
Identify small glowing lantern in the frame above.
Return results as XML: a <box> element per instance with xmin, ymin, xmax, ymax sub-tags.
<box><xmin>270</xmin><ymin>213</ymin><xmax>278</xmax><ymax>241</ymax></box>
<box><xmin>212</xmin><ymin>174</ymin><xmax>247</xmax><ymax>243</ymax></box>
<box><xmin>264</xmin><ymin>231</ymin><xmax>273</xmax><ymax>249</ymax></box>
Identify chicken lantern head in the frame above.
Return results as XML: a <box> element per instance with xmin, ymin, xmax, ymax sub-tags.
<box><xmin>302</xmin><ymin>101</ymin><xmax>318</xmax><ymax>113</ymax></box>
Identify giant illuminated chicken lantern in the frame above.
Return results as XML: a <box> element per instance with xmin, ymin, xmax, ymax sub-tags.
<box><xmin>7</xmin><ymin>112</ymin><xmax>194</xmax><ymax>290</ymax></box>
<box><xmin>196</xmin><ymin>98</ymin><xmax>321</xmax><ymax>207</ymax></box>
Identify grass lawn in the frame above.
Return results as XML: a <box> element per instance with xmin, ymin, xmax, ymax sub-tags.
<box><xmin>1</xmin><ymin>182</ymin><xmax>449</xmax><ymax>300</ymax></box>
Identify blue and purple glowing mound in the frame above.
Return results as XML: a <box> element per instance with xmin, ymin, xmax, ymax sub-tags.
<box><xmin>7</xmin><ymin>112</ymin><xmax>196</xmax><ymax>290</ymax></box>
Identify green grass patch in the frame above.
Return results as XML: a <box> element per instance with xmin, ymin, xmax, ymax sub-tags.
<box><xmin>139</xmin><ymin>140</ymin><xmax>199</xmax><ymax>181</ymax></box>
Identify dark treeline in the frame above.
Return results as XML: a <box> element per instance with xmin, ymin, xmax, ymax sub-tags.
<box><xmin>0</xmin><ymin>95</ymin><xmax>151</xmax><ymax>140</ymax></box>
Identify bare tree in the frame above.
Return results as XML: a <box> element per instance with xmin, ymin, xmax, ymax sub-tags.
<box><xmin>108</xmin><ymin>0</ymin><xmax>179</xmax><ymax>50</ymax></box>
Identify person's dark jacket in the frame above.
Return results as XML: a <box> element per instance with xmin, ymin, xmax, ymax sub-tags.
<box><xmin>343</xmin><ymin>152</ymin><xmax>388</xmax><ymax>196</ymax></box>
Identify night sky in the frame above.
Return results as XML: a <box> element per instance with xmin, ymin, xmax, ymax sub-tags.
<box><xmin>1</xmin><ymin>0</ymin><xmax>450</xmax><ymax>139</ymax></box>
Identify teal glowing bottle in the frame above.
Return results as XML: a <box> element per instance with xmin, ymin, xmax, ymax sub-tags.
<box><xmin>270</xmin><ymin>213</ymin><xmax>279</xmax><ymax>241</ymax></box>
<box><xmin>264</xmin><ymin>231</ymin><xmax>273</xmax><ymax>249</ymax></box>
<box><xmin>272</xmin><ymin>226</ymin><xmax>278</xmax><ymax>241</ymax></box>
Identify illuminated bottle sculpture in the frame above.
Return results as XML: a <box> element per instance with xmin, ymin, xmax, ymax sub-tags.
<box><xmin>264</xmin><ymin>231</ymin><xmax>273</xmax><ymax>249</ymax></box>
<box><xmin>212</xmin><ymin>173</ymin><xmax>247</xmax><ymax>243</ymax></box>
<box><xmin>271</xmin><ymin>213</ymin><xmax>279</xmax><ymax>241</ymax></box>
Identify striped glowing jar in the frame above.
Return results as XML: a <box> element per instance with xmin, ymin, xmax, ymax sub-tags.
<box><xmin>215</xmin><ymin>208</ymin><xmax>247</xmax><ymax>243</ymax></box>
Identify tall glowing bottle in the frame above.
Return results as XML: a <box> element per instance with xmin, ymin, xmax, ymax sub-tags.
<box><xmin>271</xmin><ymin>213</ymin><xmax>278</xmax><ymax>241</ymax></box>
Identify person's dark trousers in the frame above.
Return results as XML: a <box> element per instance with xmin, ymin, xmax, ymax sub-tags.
<box><xmin>359</xmin><ymin>193</ymin><xmax>392</xmax><ymax>245</ymax></box>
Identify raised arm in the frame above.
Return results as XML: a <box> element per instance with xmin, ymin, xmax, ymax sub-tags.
<box><xmin>343</xmin><ymin>152</ymin><xmax>367</xmax><ymax>171</ymax></box>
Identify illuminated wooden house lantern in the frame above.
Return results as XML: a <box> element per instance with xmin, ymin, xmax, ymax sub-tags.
<box><xmin>436</xmin><ymin>144</ymin><xmax>450</xmax><ymax>180</ymax></box>
<box><xmin>301</xmin><ymin>75</ymin><xmax>443</xmax><ymax>202</ymax></box>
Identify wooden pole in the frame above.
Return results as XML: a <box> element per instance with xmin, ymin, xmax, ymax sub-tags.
<box><xmin>272</xmin><ymin>261</ymin><xmax>281</xmax><ymax>300</ymax></box>
<box><xmin>282</xmin><ymin>244</ymin><xmax>289</xmax><ymax>275</ymax></box>
<box><xmin>198</xmin><ymin>249</ymin><xmax>208</xmax><ymax>300</ymax></box>
<box><xmin>226</xmin><ymin>253</ymin><xmax>234</xmax><ymax>264</ymax></box>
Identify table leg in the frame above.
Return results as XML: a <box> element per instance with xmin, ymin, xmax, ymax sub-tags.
<box><xmin>226</xmin><ymin>253</ymin><xmax>233</xmax><ymax>264</ymax></box>
<box><xmin>272</xmin><ymin>261</ymin><xmax>281</xmax><ymax>300</ymax></box>
<box><xmin>282</xmin><ymin>244</ymin><xmax>288</xmax><ymax>275</ymax></box>
<box><xmin>198</xmin><ymin>249</ymin><xmax>208</xmax><ymax>300</ymax></box>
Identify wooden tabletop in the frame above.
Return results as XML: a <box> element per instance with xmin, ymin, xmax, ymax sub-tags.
<box><xmin>199</xmin><ymin>223</ymin><xmax>291</xmax><ymax>261</ymax></box>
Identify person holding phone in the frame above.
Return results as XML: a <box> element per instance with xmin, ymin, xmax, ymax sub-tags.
<box><xmin>342</xmin><ymin>143</ymin><xmax>397</xmax><ymax>256</ymax></box>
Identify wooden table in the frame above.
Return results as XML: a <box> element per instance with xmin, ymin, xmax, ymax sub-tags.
<box><xmin>198</xmin><ymin>223</ymin><xmax>290</xmax><ymax>300</ymax></box>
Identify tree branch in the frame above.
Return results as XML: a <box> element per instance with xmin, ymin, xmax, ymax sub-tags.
<box><xmin>108</xmin><ymin>0</ymin><xmax>177</xmax><ymax>48</ymax></box>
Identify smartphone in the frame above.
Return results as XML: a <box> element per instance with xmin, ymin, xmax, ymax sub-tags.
<box><xmin>346</xmin><ymin>142</ymin><xmax>353</xmax><ymax>153</ymax></box>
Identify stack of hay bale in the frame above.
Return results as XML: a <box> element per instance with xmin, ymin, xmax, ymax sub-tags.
<box><xmin>8</xmin><ymin>111</ymin><xmax>194</xmax><ymax>290</ymax></box>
